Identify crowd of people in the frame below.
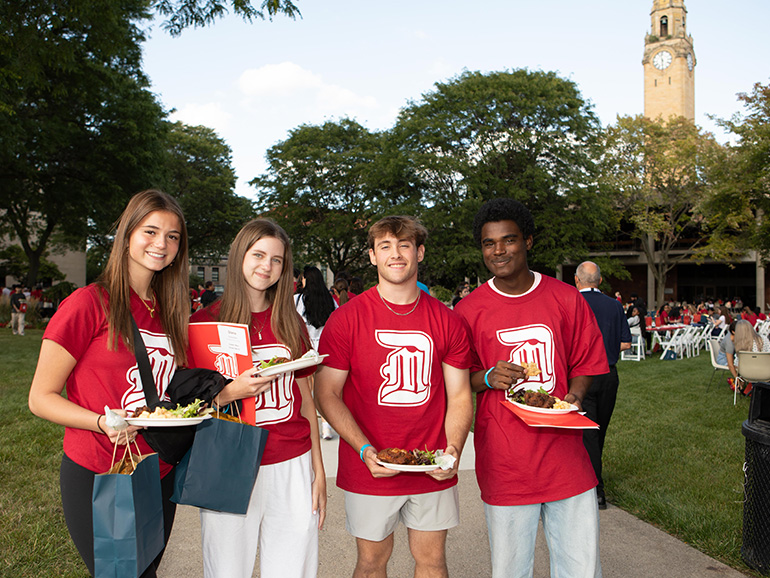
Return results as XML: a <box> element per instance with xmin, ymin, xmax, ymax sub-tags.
<box><xmin>23</xmin><ymin>188</ymin><xmax>769</xmax><ymax>578</ymax></box>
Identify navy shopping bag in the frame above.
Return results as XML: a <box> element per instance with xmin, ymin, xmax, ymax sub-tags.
<box><xmin>92</xmin><ymin>448</ymin><xmax>164</xmax><ymax>578</ymax></box>
<box><xmin>171</xmin><ymin>415</ymin><xmax>268</xmax><ymax>514</ymax></box>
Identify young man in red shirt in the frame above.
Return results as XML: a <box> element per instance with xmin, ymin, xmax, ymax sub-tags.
<box><xmin>455</xmin><ymin>199</ymin><xmax>607</xmax><ymax>578</ymax></box>
<box><xmin>315</xmin><ymin>216</ymin><xmax>473</xmax><ymax>577</ymax></box>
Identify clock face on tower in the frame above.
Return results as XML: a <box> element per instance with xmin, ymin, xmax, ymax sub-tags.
<box><xmin>686</xmin><ymin>53</ymin><xmax>693</xmax><ymax>71</ymax></box>
<box><xmin>652</xmin><ymin>50</ymin><xmax>672</xmax><ymax>70</ymax></box>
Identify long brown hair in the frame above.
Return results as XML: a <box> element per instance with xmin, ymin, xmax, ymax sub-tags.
<box><xmin>96</xmin><ymin>189</ymin><xmax>189</xmax><ymax>364</ymax></box>
<box><xmin>217</xmin><ymin>219</ymin><xmax>309</xmax><ymax>357</ymax></box>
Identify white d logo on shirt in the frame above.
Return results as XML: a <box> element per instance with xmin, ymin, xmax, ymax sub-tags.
<box><xmin>496</xmin><ymin>324</ymin><xmax>555</xmax><ymax>393</ymax></box>
<box><xmin>376</xmin><ymin>330</ymin><xmax>434</xmax><ymax>407</ymax></box>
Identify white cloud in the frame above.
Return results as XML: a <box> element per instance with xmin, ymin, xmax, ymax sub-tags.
<box><xmin>169</xmin><ymin>102</ymin><xmax>232</xmax><ymax>133</ymax></box>
<box><xmin>238</xmin><ymin>61</ymin><xmax>379</xmax><ymax>119</ymax></box>
<box><xmin>238</xmin><ymin>62</ymin><xmax>322</xmax><ymax>96</ymax></box>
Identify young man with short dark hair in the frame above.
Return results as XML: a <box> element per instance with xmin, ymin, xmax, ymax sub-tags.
<box><xmin>455</xmin><ymin>198</ymin><xmax>607</xmax><ymax>578</ymax></box>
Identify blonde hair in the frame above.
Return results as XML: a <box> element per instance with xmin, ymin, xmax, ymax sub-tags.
<box><xmin>96</xmin><ymin>189</ymin><xmax>190</xmax><ymax>364</ymax></box>
<box><xmin>216</xmin><ymin>219</ymin><xmax>309</xmax><ymax>357</ymax></box>
<box><xmin>734</xmin><ymin>319</ymin><xmax>764</xmax><ymax>353</ymax></box>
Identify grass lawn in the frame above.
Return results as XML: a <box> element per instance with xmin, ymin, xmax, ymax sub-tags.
<box><xmin>0</xmin><ymin>329</ymin><xmax>764</xmax><ymax>576</ymax></box>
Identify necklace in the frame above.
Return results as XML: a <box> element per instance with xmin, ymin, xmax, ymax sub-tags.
<box><xmin>254</xmin><ymin>310</ymin><xmax>269</xmax><ymax>340</ymax></box>
<box><xmin>140</xmin><ymin>293</ymin><xmax>156</xmax><ymax>318</ymax></box>
<box><xmin>377</xmin><ymin>288</ymin><xmax>421</xmax><ymax>316</ymax></box>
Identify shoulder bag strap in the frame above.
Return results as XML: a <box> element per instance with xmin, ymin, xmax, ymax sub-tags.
<box><xmin>130</xmin><ymin>315</ymin><xmax>161</xmax><ymax>405</ymax></box>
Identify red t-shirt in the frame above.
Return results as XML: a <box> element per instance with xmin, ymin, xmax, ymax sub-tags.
<box><xmin>44</xmin><ymin>285</ymin><xmax>176</xmax><ymax>476</ymax></box>
<box><xmin>454</xmin><ymin>274</ymin><xmax>608</xmax><ymax>506</ymax></box>
<box><xmin>191</xmin><ymin>302</ymin><xmax>313</xmax><ymax>465</ymax></box>
<box><xmin>319</xmin><ymin>286</ymin><xmax>470</xmax><ymax>496</ymax></box>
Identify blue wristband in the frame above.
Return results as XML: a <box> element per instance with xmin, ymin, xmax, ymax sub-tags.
<box><xmin>484</xmin><ymin>368</ymin><xmax>494</xmax><ymax>389</ymax></box>
<box><xmin>359</xmin><ymin>443</ymin><xmax>373</xmax><ymax>462</ymax></box>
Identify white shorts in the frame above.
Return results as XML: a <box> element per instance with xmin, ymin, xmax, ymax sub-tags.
<box><xmin>344</xmin><ymin>486</ymin><xmax>459</xmax><ymax>542</ymax></box>
<box><xmin>201</xmin><ymin>451</ymin><xmax>318</xmax><ymax>578</ymax></box>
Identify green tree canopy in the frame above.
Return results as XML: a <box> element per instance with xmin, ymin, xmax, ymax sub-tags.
<box><xmin>154</xmin><ymin>0</ymin><xmax>300</xmax><ymax>36</ymax></box>
<box><xmin>161</xmin><ymin>121</ymin><xmax>255</xmax><ymax>262</ymax></box>
<box><xmin>599</xmin><ymin>115</ymin><xmax>722</xmax><ymax>306</ymax></box>
<box><xmin>251</xmin><ymin>118</ymin><xmax>418</xmax><ymax>279</ymax></box>
<box><xmin>708</xmin><ymin>80</ymin><xmax>770</xmax><ymax>263</ymax></box>
<box><xmin>392</xmin><ymin>69</ymin><xmax>612</xmax><ymax>287</ymax></box>
<box><xmin>1</xmin><ymin>0</ymin><xmax>167</xmax><ymax>287</ymax></box>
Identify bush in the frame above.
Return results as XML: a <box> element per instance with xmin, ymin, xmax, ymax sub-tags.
<box><xmin>431</xmin><ymin>285</ymin><xmax>452</xmax><ymax>305</ymax></box>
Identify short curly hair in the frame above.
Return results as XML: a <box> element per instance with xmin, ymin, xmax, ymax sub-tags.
<box><xmin>472</xmin><ymin>198</ymin><xmax>535</xmax><ymax>247</ymax></box>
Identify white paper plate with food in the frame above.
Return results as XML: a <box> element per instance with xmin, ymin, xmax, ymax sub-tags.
<box><xmin>376</xmin><ymin>461</ymin><xmax>439</xmax><ymax>472</ymax></box>
<box><xmin>508</xmin><ymin>400</ymin><xmax>578</xmax><ymax>415</ymax></box>
<box><xmin>126</xmin><ymin>415</ymin><xmax>212</xmax><ymax>427</ymax></box>
<box><xmin>255</xmin><ymin>353</ymin><xmax>329</xmax><ymax>377</ymax></box>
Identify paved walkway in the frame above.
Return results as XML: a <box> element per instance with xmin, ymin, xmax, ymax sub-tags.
<box><xmin>159</xmin><ymin>433</ymin><xmax>749</xmax><ymax>577</ymax></box>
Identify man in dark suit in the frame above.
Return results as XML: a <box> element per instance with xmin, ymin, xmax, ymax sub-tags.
<box><xmin>575</xmin><ymin>261</ymin><xmax>632</xmax><ymax>510</ymax></box>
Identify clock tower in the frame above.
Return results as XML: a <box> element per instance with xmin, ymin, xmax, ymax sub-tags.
<box><xmin>643</xmin><ymin>0</ymin><xmax>695</xmax><ymax>120</ymax></box>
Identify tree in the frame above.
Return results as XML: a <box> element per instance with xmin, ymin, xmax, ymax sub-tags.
<box><xmin>391</xmin><ymin>69</ymin><xmax>613</xmax><ymax>287</ymax></box>
<box><xmin>708</xmin><ymin>81</ymin><xmax>770</xmax><ymax>263</ymax></box>
<box><xmin>251</xmin><ymin>118</ymin><xmax>418</xmax><ymax>278</ymax></box>
<box><xmin>161</xmin><ymin>121</ymin><xmax>256</xmax><ymax>262</ymax></box>
<box><xmin>0</xmin><ymin>245</ymin><xmax>65</xmax><ymax>286</ymax></box>
<box><xmin>0</xmin><ymin>0</ymin><xmax>168</xmax><ymax>287</ymax></box>
<box><xmin>598</xmin><ymin>115</ymin><xmax>722</xmax><ymax>307</ymax></box>
<box><xmin>154</xmin><ymin>0</ymin><xmax>300</xmax><ymax>36</ymax></box>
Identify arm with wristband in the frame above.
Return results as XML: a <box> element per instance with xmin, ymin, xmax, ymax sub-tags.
<box><xmin>314</xmin><ymin>365</ymin><xmax>398</xmax><ymax>478</ymax></box>
<box><xmin>470</xmin><ymin>360</ymin><xmax>528</xmax><ymax>393</ymax></box>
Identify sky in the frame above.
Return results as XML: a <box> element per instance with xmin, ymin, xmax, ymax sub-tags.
<box><xmin>141</xmin><ymin>1</ymin><xmax>770</xmax><ymax>199</ymax></box>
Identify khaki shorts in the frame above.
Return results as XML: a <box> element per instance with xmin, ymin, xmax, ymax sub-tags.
<box><xmin>344</xmin><ymin>486</ymin><xmax>460</xmax><ymax>542</ymax></box>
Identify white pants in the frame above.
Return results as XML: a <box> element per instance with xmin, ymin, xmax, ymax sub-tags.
<box><xmin>201</xmin><ymin>451</ymin><xmax>318</xmax><ymax>578</ymax></box>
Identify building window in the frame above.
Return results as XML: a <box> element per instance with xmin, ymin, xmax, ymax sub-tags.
<box><xmin>197</xmin><ymin>267</ymin><xmax>205</xmax><ymax>279</ymax></box>
<box><xmin>212</xmin><ymin>268</ymin><xmax>219</xmax><ymax>282</ymax></box>
<box><xmin>660</xmin><ymin>16</ymin><xmax>668</xmax><ymax>37</ymax></box>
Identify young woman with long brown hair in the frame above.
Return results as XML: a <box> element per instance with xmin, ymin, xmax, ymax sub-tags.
<box><xmin>28</xmin><ymin>189</ymin><xmax>190</xmax><ymax>577</ymax></box>
<box><xmin>192</xmin><ymin>218</ymin><xmax>326</xmax><ymax>578</ymax></box>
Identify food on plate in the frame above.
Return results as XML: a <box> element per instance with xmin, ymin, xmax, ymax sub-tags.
<box><xmin>256</xmin><ymin>356</ymin><xmax>290</xmax><ymax>370</ymax></box>
<box><xmin>522</xmin><ymin>361</ymin><xmax>541</xmax><ymax>377</ymax></box>
<box><xmin>377</xmin><ymin>447</ymin><xmax>438</xmax><ymax>466</ymax></box>
<box><xmin>131</xmin><ymin>399</ymin><xmax>208</xmax><ymax>419</ymax></box>
<box><xmin>507</xmin><ymin>388</ymin><xmax>572</xmax><ymax>410</ymax></box>
<box><xmin>301</xmin><ymin>349</ymin><xmax>320</xmax><ymax>359</ymax></box>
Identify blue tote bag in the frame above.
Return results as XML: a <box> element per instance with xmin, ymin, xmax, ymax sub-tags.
<box><xmin>92</xmin><ymin>446</ymin><xmax>164</xmax><ymax>578</ymax></box>
<box><xmin>171</xmin><ymin>414</ymin><xmax>268</xmax><ymax>514</ymax></box>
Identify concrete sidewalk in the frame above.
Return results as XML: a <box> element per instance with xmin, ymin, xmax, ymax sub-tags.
<box><xmin>159</xmin><ymin>433</ymin><xmax>749</xmax><ymax>577</ymax></box>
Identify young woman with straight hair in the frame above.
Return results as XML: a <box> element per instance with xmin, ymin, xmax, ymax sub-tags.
<box><xmin>192</xmin><ymin>218</ymin><xmax>326</xmax><ymax>578</ymax></box>
<box><xmin>29</xmin><ymin>189</ymin><xmax>190</xmax><ymax>577</ymax></box>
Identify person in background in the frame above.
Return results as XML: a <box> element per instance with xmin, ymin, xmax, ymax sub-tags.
<box><xmin>200</xmin><ymin>280</ymin><xmax>218</xmax><ymax>308</ymax></box>
<box><xmin>295</xmin><ymin>265</ymin><xmax>338</xmax><ymax>439</ymax></box>
<box><xmin>755</xmin><ymin>306</ymin><xmax>767</xmax><ymax>322</ymax></box>
<box><xmin>315</xmin><ymin>215</ymin><xmax>472</xmax><ymax>578</ymax></box>
<box><xmin>28</xmin><ymin>189</ymin><xmax>191</xmax><ymax>577</ymax></box>
<box><xmin>711</xmin><ymin>305</ymin><xmax>731</xmax><ymax>337</ymax></box>
<box><xmin>331</xmin><ymin>277</ymin><xmax>350</xmax><ymax>306</ymax></box>
<box><xmin>349</xmin><ymin>276</ymin><xmax>364</xmax><ymax>297</ymax></box>
<box><xmin>741</xmin><ymin>306</ymin><xmax>758</xmax><ymax>327</ymax></box>
<box><xmin>717</xmin><ymin>321</ymin><xmax>738</xmax><ymax>380</ymax></box>
<box><xmin>192</xmin><ymin>218</ymin><xmax>325</xmax><ymax>578</ymax></box>
<box><xmin>294</xmin><ymin>266</ymin><xmax>304</xmax><ymax>294</ymax></box>
<box><xmin>452</xmin><ymin>282</ymin><xmax>471</xmax><ymax>308</ymax></box>
<box><xmin>575</xmin><ymin>262</ymin><xmax>631</xmax><ymax>510</ymax></box>
<box><xmin>734</xmin><ymin>319</ymin><xmax>770</xmax><ymax>354</ymax></box>
<box><xmin>454</xmin><ymin>198</ymin><xmax>606</xmax><ymax>578</ymax></box>
<box><xmin>10</xmin><ymin>284</ymin><xmax>27</xmax><ymax>336</ymax></box>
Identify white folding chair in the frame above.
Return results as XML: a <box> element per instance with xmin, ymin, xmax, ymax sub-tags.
<box><xmin>707</xmin><ymin>338</ymin><xmax>729</xmax><ymax>391</ymax></box>
<box><xmin>621</xmin><ymin>334</ymin><xmax>646</xmax><ymax>361</ymax></box>
<box><xmin>683</xmin><ymin>326</ymin><xmax>700</xmax><ymax>358</ymax></box>
<box><xmin>736</xmin><ymin>351</ymin><xmax>770</xmax><ymax>406</ymax></box>
<box><xmin>660</xmin><ymin>328</ymin><xmax>686</xmax><ymax>360</ymax></box>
